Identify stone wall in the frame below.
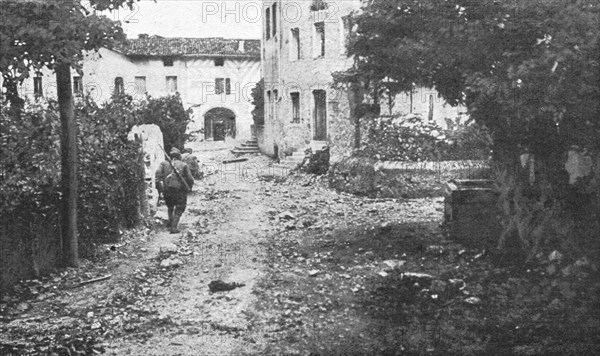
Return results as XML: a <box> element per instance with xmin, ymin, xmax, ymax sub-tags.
<box><xmin>128</xmin><ymin>124</ymin><xmax>164</xmax><ymax>213</ymax></box>
<box><xmin>329</xmin><ymin>157</ymin><xmax>491</xmax><ymax>198</ymax></box>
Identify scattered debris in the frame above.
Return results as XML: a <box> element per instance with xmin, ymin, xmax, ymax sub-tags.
<box><xmin>382</xmin><ymin>259</ymin><xmax>405</xmax><ymax>271</ymax></box>
<box><xmin>222</xmin><ymin>157</ymin><xmax>248</xmax><ymax>164</ymax></box>
<box><xmin>308</xmin><ymin>270</ymin><xmax>320</xmax><ymax>277</ymax></box>
<box><xmin>464</xmin><ymin>297</ymin><xmax>481</xmax><ymax>305</ymax></box>
<box><xmin>208</xmin><ymin>280</ymin><xmax>245</xmax><ymax>293</ymax></box>
<box><xmin>278</xmin><ymin>211</ymin><xmax>296</xmax><ymax>220</ymax></box>
<box><xmin>549</xmin><ymin>250</ymin><xmax>563</xmax><ymax>262</ymax></box>
<box><xmin>160</xmin><ymin>258</ymin><xmax>183</xmax><ymax>268</ymax></box>
<box><xmin>73</xmin><ymin>274</ymin><xmax>112</xmax><ymax>288</ymax></box>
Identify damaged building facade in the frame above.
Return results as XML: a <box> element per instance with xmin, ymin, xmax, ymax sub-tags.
<box><xmin>259</xmin><ymin>0</ymin><xmax>466</xmax><ymax>161</ymax></box>
<box><xmin>13</xmin><ymin>36</ymin><xmax>261</xmax><ymax>142</ymax></box>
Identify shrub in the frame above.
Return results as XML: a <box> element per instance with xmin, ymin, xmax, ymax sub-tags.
<box><xmin>1</xmin><ymin>96</ymin><xmax>146</xmax><ymax>252</ymax></box>
<box><xmin>137</xmin><ymin>93</ymin><xmax>192</xmax><ymax>153</ymax></box>
<box><xmin>75</xmin><ymin>96</ymin><xmax>145</xmax><ymax>241</ymax></box>
<box><xmin>358</xmin><ymin>114</ymin><xmax>491</xmax><ymax>161</ymax></box>
<box><xmin>0</xmin><ymin>100</ymin><xmax>61</xmax><ymax>215</ymax></box>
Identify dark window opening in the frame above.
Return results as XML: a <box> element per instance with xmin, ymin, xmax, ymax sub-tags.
<box><xmin>73</xmin><ymin>76</ymin><xmax>83</xmax><ymax>95</ymax></box>
<box><xmin>291</xmin><ymin>92</ymin><xmax>300</xmax><ymax>123</ymax></box>
<box><xmin>166</xmin><ymin>76</ymin><xmax>177</xmax><ymax>93</ymax></box>
<box><xmin>310</xmin><ymin>0</ymin><xmax>329</xmax><ymax>11</ymax></box>
<box><xmin>315</xmin><ymin>22</ymin><xmax>325</xmax><ymax>57</ymax></box>
<box><xmin>272</xmin><ymin>3</ymin><xmax>277</xmax><ymax>36</ymax></box>
<box><xmin>266</xmin><ymin>8</ymin><xmax>271</xmax><ymax>40</ymax></box>
<box><xmin>428</xmin><ymin>94</ymin><xmax>434</xmax><ymax>121</ymax></box>
<box><xmin>291</xmin><ymin>28</ymin><xmax>300</xmax><ymax>60</ymax></box>
<box><xmin>163</xmin><ymin>57</ymin><xmax>174</xmax><ymax>66</ymax></box>
<box><xmin>214</xmin><ymin>57</ymin><xmax>224</xmax><ymax>66</ymax></box>
<box><xmin>114</xmin><ymin>77</ymin><xmax>124</xmax><ymax>95</ymax></box>
<box><xmin>215</xmin><ymin>78</ymin><xmax>225</xmax><ymax>94</ymax></box>
<box><xmin>225</xmin><ymin>78</ymin><xmax>231</xmax><ymax>95</ymax></box>
<box><xmin>33</xmin><ymin>75</ymin><xmax>43</xmax><ymax>97</ymax></box>
<box><xmin>313</xmin><ymin>89</ymin><xmax>327</xmax><ymax>140</ymax></box>
<box><xmin>267</xmin><ymin>90</ymin><xmax>272</xmax><ymax>121</ymax></box>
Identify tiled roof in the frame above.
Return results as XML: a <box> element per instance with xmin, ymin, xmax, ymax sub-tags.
<box><xmin>115</xmin><ymin>37</ymin><xmax>260</xmax><ymax>58</ymax></box>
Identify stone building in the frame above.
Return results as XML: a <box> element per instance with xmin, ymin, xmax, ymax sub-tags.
<box><xmin>13</xmin><ymin>36</ymin><xmax>261</xmax><ymax>141</ymax></box>
<box><xmin>260</xmin><ymin>0</ymin><xmax>465</xmax><ymax>160</ymax></box>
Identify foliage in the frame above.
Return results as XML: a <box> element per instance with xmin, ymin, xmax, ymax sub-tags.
<box><xmin>136</xmin><ymin>93</ymin><xmax>192</xmax><ymax>153</ymax></box>
<box><xmin>0</xmin><ymin>100</ymin><xmax>61</xmax><ymax>213</ymax></box>
<box><xmin>338</xmin><ymin>0</ymin><xmax>600</xmax><ymax>257</ymax></box>
<box><xmin>358</xmin><ymin>114</ymin><xmax>491</xmax><ymax>161</ymax></box>
<box><xmin>338</xmin><ymin>0</ymin><xmax>600</xmax><ymax>156</ymax></box>
<box><xmin>0</xmin><ymin>0</ymin><xmax>133</xmax><ymax>102</ymax></box>
<box><xmin>0</xmin><ymin>96</ymin><xmax>145</xmax><ymax>246</ymax></box>
<box><xmin>250</xmin><ymin>79</ymin><xmax>264</xmax><ymax>126</ymax></box>
<box><xmin>75</xmin><ymin>96</ymin><xmax>145</xmax><ymax>240</ymax></box>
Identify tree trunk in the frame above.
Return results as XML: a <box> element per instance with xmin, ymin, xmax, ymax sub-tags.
<box><xmin>56</xmin><ymin>63</ymin><xmax>79</xmax><ymax>267</ymax></box>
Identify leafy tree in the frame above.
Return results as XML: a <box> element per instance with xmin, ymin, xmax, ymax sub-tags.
<box><xmin>339</xmin><ymin>0</ymin><xmax>599</xmax><ymax>157</ymax></box>
<box><xmin>0</xmin><ymin>0</ymin><xmax>135</xmax><ymax>266</ymax></box>
<box><xmin>338</xmin><ymin>0</ymin><xmax>599</xmax><ymax>257</ymax></box>
<box><xmin>137</xmin><ymin>93</ymin><xmax>192</xmax><ymax>153</ymax></box>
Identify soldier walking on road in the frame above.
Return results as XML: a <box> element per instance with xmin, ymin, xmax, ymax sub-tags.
<box><xmin>155</xmin><ymin>147</ymin><xmax>194</xmax><ymax>233</ymax></box>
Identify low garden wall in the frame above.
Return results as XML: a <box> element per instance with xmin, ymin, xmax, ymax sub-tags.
<box><xmin>329</xmin><ymin>156</ymin><xmax>491</xmax><ymax>198</ymax></box>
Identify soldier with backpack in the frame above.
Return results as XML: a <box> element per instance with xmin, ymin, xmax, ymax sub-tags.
<box><xmin>155</xmin><ymin>147</ymin><xmax>195</xmax><ymax>233</ymax></box>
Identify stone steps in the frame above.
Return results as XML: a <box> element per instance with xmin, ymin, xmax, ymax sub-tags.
<box><xmin>231</xmin><ymin>139</ymin><xmax>260</xmax><ymax>154</ymax></box>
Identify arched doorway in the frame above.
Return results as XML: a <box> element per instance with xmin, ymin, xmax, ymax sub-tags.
<box><xmin>204</xmin><ymin>107</ymin><xmax>236</xmax><ymax>141</ymax></box>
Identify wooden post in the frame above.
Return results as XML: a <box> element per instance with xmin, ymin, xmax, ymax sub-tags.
<box><xmin>56</xmin><ymin>62</ymin><xmax>79</xmax><ymax>267</ymax></box>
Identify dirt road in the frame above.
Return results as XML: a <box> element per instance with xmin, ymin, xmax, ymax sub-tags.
<box><xmin>4</xmin><ymin>147</ymin><xmax>596</xmax><ymax>355</ymax></box>
<box><xmin>105</xmin><ymin>154</ymin><xmax>287</xmax><ymax>355</ymax></box>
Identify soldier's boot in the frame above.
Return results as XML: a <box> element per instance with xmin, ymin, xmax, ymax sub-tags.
<box><xmin>169</xmin><ymin>214</ymin><xmax>181</xmax><ymax>234</ymax></box>
<box><xmin>166</xmin><ymin>207</ymin><xmax>174</xmax><ymax>228</ymax></box>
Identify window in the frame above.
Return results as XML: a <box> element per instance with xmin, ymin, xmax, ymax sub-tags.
<box><xmin>135</xmin><ymin>76</ymin><xmax>147</xmax><ymax>94</ymax></box>
<box><xmin>163</xmin><ymin>57</ymin><xmax>174</xmax><ymax>66</ymax></box>
<box><xmin>214</xmin><ymin>57</ymin><xmax>224</xmax><ymax>66</ymax></box>
<box><xmin>215</xmin><ymin>78</ymin><xmax>224</xmax><ymax>94</ymax></box>
<box><xmin>314</xmin><ymin>22</ymin><xmax>325</xmax><ymax>57</ymax></box>
<box><xmin>265</xmin><ymin>8</ymin><xmax>271</xmax><ymax>40</ymax></box>
<box><xmin>272</xmin><ymin>3</ymin><xmax>277</xmax><ymax>36</ymax></box>
<box><xmin>291</xmin><ymin>92</ymin><xmax>300</xmax><ymax>123</ymax></box>
<box><xmin>114</xmin><ymin>77</ymin><xmax>124</xmax><ymax>95</ymax></box>
<box><xmin>73</xmin><ymin>76</ymin><xmax>83</xmax><ymax>95</ymax></box>
<box><xmin>313</xmin><ymin>89</ymin><xmax>327</xmax><ymax>140</ymax></box>
<box><xmin>166</xmin><ymin>76</ymin><xmax>177</xmax><ymax>93</ymax></box>
<box><xmin>33</xmin><ymin>75</ymin><xmax>43</xmax><ymax>97</ymax></box>
<box><xmin>215</xmin><ymin>78</ymin><xmax>231</xmax><ymax>95</ymax></box>
<box><xmin>266</xmin><ymin>90</ymin><xmax>272</xmax><ymax>121</ymax></box>
<box><xmin>428</xmin><ymin>94</ymin><xmax>434</xmax><ymax>121</ymax></box>
<box><xmin>290</xmin><ymin>28</ymin><xmax>300</xmax><ymax>61</ymax></box>
<box><xmin>310</xmin><ymin>0</ymin><xmax>329</xmax><ymax>11</ymax></box>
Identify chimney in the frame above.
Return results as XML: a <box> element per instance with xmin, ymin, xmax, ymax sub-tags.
<box><xmin>238</xmin><ymin>40</ymin><xmax>245</xmax><ymax>53</ymax></box>
<box><xmin>138</xmin><ymin>33</ymin><xmax>149</xmax><ymax>40</ymax></box>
